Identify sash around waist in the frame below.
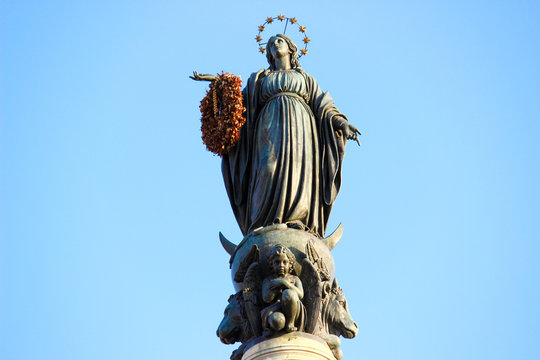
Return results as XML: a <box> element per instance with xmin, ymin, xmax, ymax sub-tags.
<box><xmin>266</xmin><ymin>91</ymin><xmax>308</xmax><ymax>104</ymax></box>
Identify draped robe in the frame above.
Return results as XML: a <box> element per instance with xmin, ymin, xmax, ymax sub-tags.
<box><xmin>222</xmin><ymin>68</ymin><xmax>347</xmax><ymax>238</ymax></box>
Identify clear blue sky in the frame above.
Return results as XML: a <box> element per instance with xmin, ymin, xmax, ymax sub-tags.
<box><xmin>1</xmin><ymin>1</ymin><xmax>539</xmax><ymax>359</ymax></box>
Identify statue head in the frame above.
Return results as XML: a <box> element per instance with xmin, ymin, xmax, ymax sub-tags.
<box><xmin>268</xmin><ymin>244</ymin><xmax>296</xmax><ymax>276</ymax></box>
<box><xmin>266</xmin><ymin>34</ymin><xmax>300</xmax><ymax>70</ymax></box>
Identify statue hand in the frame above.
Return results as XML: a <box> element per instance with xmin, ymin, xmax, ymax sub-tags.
<box><xmin>280</xmin><ymin>279</ymin><xmax>292</xmax><ymax>289</ymax></box>
<box><xmin>270</xmin><ymin>278</ymin><xmax>290</xmax><ymax>290</ymax></box>
<box><xmin>189</xmin><ymin>71</ymin><xmax>217</xmax><ymax>82</ymax></box>
<box><xmin>342</xmin><ymin>123</ymin><xmax>362</xmax><ymax>146</ymax></box>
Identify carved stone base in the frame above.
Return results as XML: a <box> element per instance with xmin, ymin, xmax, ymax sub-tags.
<box><xmin>242</xmin><ymin>332</ymin><xmax>336</xmax><ymax>360</ymax></box>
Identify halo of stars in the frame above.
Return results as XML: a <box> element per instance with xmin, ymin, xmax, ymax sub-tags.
<box><xmin>255</xmin><ymin>15</ymin><xmax>310</xmax><ymax>57</ymax></box>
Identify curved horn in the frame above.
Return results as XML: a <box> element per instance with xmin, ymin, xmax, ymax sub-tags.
<box><xmin>219</xmin><ymin>232</ymin><xmax>237</xmax><ymax>256</ymax></box>
<box><xmin>323</xmin><ymin>223</ymin><xmax>343</xmax><ymax>250</ymax></box>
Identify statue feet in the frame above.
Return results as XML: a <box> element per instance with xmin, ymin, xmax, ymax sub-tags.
<box><xmin>285</xmin><ymin>325</ymin><xmax>298</xmax><ymax>332</ymax></box>
<box><xmin>286</xmin><ymin>220</ymin><xmax>306</xmax><ymax>231</ymax></box>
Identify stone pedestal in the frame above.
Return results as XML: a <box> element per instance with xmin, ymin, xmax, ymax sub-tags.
<box><xmin>242</xmin><ymin>332</ymin><xmax>336</xmax><ymax>360</ymax></box>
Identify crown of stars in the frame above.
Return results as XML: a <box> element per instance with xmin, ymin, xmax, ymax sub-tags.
<box><xmin>255</xmin><ymin>15</ymin><xmax>310</xmax><ymax>57</ymax></box>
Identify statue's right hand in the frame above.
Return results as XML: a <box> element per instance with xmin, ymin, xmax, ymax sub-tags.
<box><xmin>189</xmin><ymin>71</ymin><xmax>217</xmax><ymax>82</ymax></box>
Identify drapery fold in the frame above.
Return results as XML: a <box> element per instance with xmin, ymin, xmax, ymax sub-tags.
<box><xmin>222</xmin><ymin>69</ymin><xmax>347</xmax><ymax>237</ymax></box>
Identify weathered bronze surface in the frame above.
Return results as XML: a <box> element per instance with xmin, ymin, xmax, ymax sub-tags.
<box><xmin>193</xmin><ymin>33</ymin><xmax>360</xmax><ymax>360</ymax></box>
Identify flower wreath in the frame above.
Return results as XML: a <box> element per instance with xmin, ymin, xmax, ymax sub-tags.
<box><xmin>199</xmin><ymin>72</ymin><xmax>246</xmax><ymax>157</ymax></box>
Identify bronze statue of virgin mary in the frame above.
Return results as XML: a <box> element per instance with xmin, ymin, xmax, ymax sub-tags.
<box><xmin>193</xmin><ymin>34</ymin><xmax>360</xmax><ymax>238</ymax></box>
<box><xmin>192</xmin><ymin>19</ymin><xmax>361</xmax><ymax>359</ymax></box>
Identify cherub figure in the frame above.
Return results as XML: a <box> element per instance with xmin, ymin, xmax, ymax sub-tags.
<box><xmin>261</xmin><ymin>245</ymin><xmax>305</xmax><ymax>336</ymax></box>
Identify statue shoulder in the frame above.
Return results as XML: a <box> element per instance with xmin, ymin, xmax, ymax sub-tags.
<box><xmin>297</xmin><ymin>68</ymin><xmax>314</xmax><ymax>81</ymax></box>
<box><xmin>248</xmin><ymin>69</ymin><xmax>267</xmax><ymax>81</ymax></box>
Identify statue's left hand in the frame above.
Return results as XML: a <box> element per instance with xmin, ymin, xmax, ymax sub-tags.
<box><xmin>342</xmin><ymin>123</ymin><xmax>362</xmax><ymax>146</ymax></box>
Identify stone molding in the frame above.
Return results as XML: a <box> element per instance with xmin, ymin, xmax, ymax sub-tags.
<box><xmin>242</xmin><ymin>332</ymin><xmax>336</xmax><ymax>360</ymax></box>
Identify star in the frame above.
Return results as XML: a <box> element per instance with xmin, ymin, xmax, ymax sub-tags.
<box><xmin>299</xmin><ymin>26</ymin><xmax>306</xmax><ymax>33</ymax></box>
<box><xmin>303</xmin><ymin>37</ymin><xmax>310</xmax><ymax>44</ymax></box>
<box><xmin>290</xmin><ymin>17</ymin><xmax>297</xmax><ymax>24</ymax></box>
<box><xmin>255</xmin><ymin>35</ymin><xmax>262</xmax><ymax>42</ymax></box>
<box><xmin>301</xmin><ymin>49</ymin><xmax>308</xmax><ymax>55</ymax></box>
<box><xmin>259</xmin><ymin>47</ymin><xmax>266</xmax><ymax>53</ymax></box>
<box><xmin>258</xmin><ymin>25</ymin><xmax>265</xmax><ymax>32</ymax></box>
<box><xmin>278</xmin><ymin>14</ymin><xmax>285</xmax><ymax>21</ymax></box>
<box><xmin>266</xmin><ymin>17</ymin><xmax>274</xmax><ymax>24</ymax></box>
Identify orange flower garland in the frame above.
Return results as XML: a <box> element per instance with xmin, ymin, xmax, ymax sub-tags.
<box><xmin>199</xmin><ymin>73</ymin><xmax>246</xmax><ymax>157</ymax></box>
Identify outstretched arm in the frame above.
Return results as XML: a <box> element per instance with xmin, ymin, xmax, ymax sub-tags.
<box><xmin>189</xmin><ymin>71</ymin><xmax>217</xmax><ymax>82</ymax></box>
<box><xmin>304</xmin><ymin>72</ymin><xmax>361</xmax><ymax>146</ymax></box>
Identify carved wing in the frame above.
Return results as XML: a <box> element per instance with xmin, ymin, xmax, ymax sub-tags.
<box><xmin>305</xmin><ymin>240</ymin><xmax>330</xmax><ymax>281</ymax></box>
<box><xmin>242</xmin><ymin>262</ymin><xmax>262</xmax><ymax>337</ymax></box>
<box><xmin>234</xmin><ymin>244</ymin><xmax>260</xmax><ymax>283</ymax></box>
<box><xmin>300</xmin><ymin>257</ymin><xmax>322</xmax><ymax>333</ymax></box>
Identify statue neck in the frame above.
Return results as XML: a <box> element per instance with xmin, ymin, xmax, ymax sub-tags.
<box><xmin>274</xmin><ymin>55</ymin><xmax>291</xmax><ymax>71</ymax></box>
